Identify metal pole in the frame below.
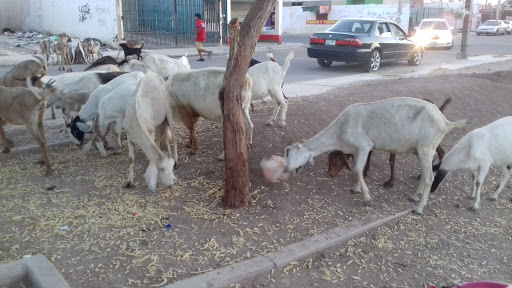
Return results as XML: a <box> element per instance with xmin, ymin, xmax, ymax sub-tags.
<box><xmin>457</xmin><ymin>0</ymin><xmax>472</xmax><ymax>59</ymax></box>
<box><xmin>397</xmin><ymin>0</ymin><xmax>403</xmax><ymax>26</ymax></box>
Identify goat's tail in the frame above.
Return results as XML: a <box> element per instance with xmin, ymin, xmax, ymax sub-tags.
<box><xmin>282</xmin><ymin>51</ymin><xmax>295</xmax><ymax>75</ymax></box>
<box><xmin>438</xmin><ymin>97</ymin><xmax>452</xmax><ymax>113</ymax></box>
<box><xmin>266</xmin><ymin>53</ymin><xmax>276</xmax><ymax>62</ymax></box>
<box><xmin>447</xmin><ymin>119</ymin><xmax>470</xmax><ymax>132</ymax></box>
<box><xmin>32</xmin><ymin>55</ymin><xmax>48</xmax><ymax>76</ymax></box>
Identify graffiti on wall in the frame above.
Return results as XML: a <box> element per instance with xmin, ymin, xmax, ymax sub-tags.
<box><xmin>95</xmin><ymin>5</ymin><xmax>111</xmax><ymax>29</ymax></box>
<box><xmin>79</xmin><ymin>3</ymin><xmax>92</xmax><ymax>22</ymax></box>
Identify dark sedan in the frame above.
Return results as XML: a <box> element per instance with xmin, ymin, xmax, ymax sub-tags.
<box><xmin>307</xmin><ymin>18</ymin><xmax>423</xmax><ymax>72</ymax></box>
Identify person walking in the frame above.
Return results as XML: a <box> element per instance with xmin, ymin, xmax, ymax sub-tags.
<box><xmin>195</xmin><ymin>13</ymin><xmax>212</xmax><ymax>61</ymax></box>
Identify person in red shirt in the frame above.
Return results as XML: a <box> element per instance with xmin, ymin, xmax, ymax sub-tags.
<box><xmin>195</xmin><ymin>13</ymin><xmax>211</xmax><ymax>61</ymax></box>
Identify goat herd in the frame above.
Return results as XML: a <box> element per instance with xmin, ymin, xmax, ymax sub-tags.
<box><xmin>0</xmin><ymin>36</ymin><xmax>511</xmax><ymax>216</ymax></box>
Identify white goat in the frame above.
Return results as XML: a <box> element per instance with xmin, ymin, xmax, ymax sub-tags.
<box><xmin>0</xmin><ymin>78</ymin><xmax>56</xmax><ymax>176</ymax></box>
<box><xmin>431</xmin><ymin>116</ymin><xmax>512</xmax><ymax>211</ymax></box>
<box><xmin>127</xmin><ymin>54</ymin><xmax>190</xmax><ymax>78</ymax></box>
<box><xmin>66</xmin><ymin>71</ymin><xmax>145</xmax><ymax>147</ymax></box>
<box><xmin>283</xmin><ymin>97</ymin><xmax>468</xmax><ymax>215</ymax></box>
<box><xmin>248</xmin><ymin>51</ymin><xmax>294</xmax><ymax>126</ymax></box>
<box><xmin>123</xmin><ymin>71</ymin><xmax>177</xmax><ymax>191</ymax></box>
<box><xmin>82</xmin><ymin>38</ymin><xmax>103</xmax><ymax>63</ymax></box>
<box><xmin>76</xmin><ymin>81</ymin><xmax>140</xmax><ymax>157</ymax></box>
<box><xmin>165</xmin><ymin>68</ymin><xmax>253</xmax><ymax>160</ymax></box>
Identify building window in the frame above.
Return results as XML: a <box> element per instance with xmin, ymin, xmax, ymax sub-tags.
<box><xmin>292</xmin><ymin>2</ymin><xmax>304</xmax><ymax>6</ymax></box>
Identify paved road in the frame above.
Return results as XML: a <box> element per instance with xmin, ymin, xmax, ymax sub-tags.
<box><xmin>1</xmin><ymin>32</ymin><xmax>509</xmax><ymax>84</ymax></box>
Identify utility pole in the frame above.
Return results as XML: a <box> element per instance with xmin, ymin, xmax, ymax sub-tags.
<box><xmin>457</xmin><ymin>0</ymin><xmax>472</xmax><ymax>59</ymax></box>
<box><xmin>397</xmin><ymin>0</ymin><xmax>403</xmax><ymax>27</ymax></box>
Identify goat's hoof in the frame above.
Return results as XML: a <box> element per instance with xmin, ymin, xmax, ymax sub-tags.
<box><xmin>468</xmin><ymin>206</ymin><xmax>479</xmax><ymax>213</ymax></box>
<box><xmin>187</xmin><ymin>150</ymin><xmax>197</xmax><ymax>156</ymax></box>
<box><xmin>45</xmin><ymin>169</ymin><xmax>53</xmax><ymax>177</ymax></box>
<box><xmin>278</xmin><ymin>121</ymin><xmax>287</xmax><ymax>127</ymax></box>
<box><xmin>467</xmin><ymin>195</ymin><xmax>475</xmax><ymax>200</ymax></box>
<box><xmin>185</xmin><ymin>143</ymin><xmax>192</xmax><ymax>149</ymax></box>
<box><xmin>411</xmin><ymin>209</ymin><xmax>423</xmax><ymax>215</ymax></box>
<box><xmin>489</xmin><ymin>197</ymin><xmax>498</xmax><ymax>202</ymax></box>
<box><xmin>124</xmin><ymin>182</ymin><xmax>135</xmax><ymax>189</ymax></box>
<box><xmin>350</xmin><ymin>189</ymin><xmax>361</xmax><ymax>195</ymax></box>
<box><xmin>6</xmin><ymin>139</ymin><xmax>14</xmax><ymax>147</ymax></box>
<box><xmin>363</xmin><ymin>200</ymin><xmax>373</xmax><ymax>207</ymax></box>
<box><xmin>266</xmin><ymin>121</ymin><xmax>274</xmax><ymax>126</ymax></box>
<box><xmin>2</xmin><ymin>147</ymin><xmax>10</xmax><ymax>153</ymax></box>
<box><xmin>382</xmin><ymin>181</ymin><xmax>394</xmax><ymax>189</ymax></box>
<box><xmin>408</xmin><ymin>195</ymin><xmax>419</xmax><ymax>202</ymax></box>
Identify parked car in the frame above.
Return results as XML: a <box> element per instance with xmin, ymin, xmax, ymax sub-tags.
<box><xmin>476</xmin><ymin>20</ymin><xmax>507</xmax><ymax>35</ymax></box>
<box><xmin>307</xmin><ymin>18</ymin><xmax>423</xmax><ymax>72</ymax></box>
<box><xmin>413</xmin><ymin>18</ymin><xmax>453</xmax><ymax>49</ymax></box>
<box><xmin>502</xmin><ymin>20</ymin><xmax>512</xmax><ymax>34</ymax></box>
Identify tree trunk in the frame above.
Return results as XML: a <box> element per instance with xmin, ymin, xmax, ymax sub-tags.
<box><xmin>220</xmin><ymin>0</ymin><xmax>277</xmax><ymax>208</ymax></box>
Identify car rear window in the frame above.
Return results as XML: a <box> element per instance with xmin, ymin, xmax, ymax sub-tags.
<box><xmin>503</xmin><ymin>20</ymin><xmax>510</xmax><ymax>24</ymax></box>
<box><xmin>420</xmin><ymin>20</ymin><xmax>449</xmax><ymax>30</ymax></box>
<box><xmin>328</xmin><ymin>20</ymin><xmax>374</xmax><ymax>34</ymax></box>
<box><xmin>483</xmin><ymin>21</ymin><xmax>499</xmax><ymax>26</ymax></box>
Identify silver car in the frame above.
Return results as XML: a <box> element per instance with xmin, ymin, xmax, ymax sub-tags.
<box><xmin>476</xmin><ymin>20</ymin><xmax>507</xmax><ymax>35</ymax></box>
<box><xmin>502</xmin><ymin>20</ymin><xmax>512</xmax><ymax>34</ymax></box>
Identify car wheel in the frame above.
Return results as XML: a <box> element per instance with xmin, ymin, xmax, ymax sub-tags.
<box><xmin>408</xmin><ymin>48</ymin><xmax>422</xmax><ymax>66</ymax></box>
<box><xmin>446</xmin><ymin>41</ymin><xmax>453</xmax><ymax>50</ymax></box>
<box><xmin>317</xmin><ymin>59</ymin><xmax>333</xmax><ymax>68</ymax></box>
<box><xmin>365</xmin><ymin>50</ymin><xmax>381</xmax><ymax>72</ymax></box>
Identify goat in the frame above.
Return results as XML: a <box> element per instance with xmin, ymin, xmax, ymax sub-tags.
<box><xmin>46</xmin><ymin>72</ymin><xmax>127</xmax><ymax>121</ymax></box>
<box><xmin>67</xmin><ymin>71</ymin><xmax>145</xmax><ymax>148</ymax></box>
<box><xmin>327</xmin><ymin>97</ymin><xmax>453</xmax><ymax>188</ymax></box>
<box><xmin>113</xmin><ymin>34</ymin><xmax>144</xmax><ymax>60</ymax></box>
<box><xmin>282</xmin><ymin>97</ymin><xmax>468</xmax><ymax>215</ymax></box>
<box><xmin>84</xmin><ymin>56</ymin><xmax>129</xmax><ymax>71</ymax></box>
<box><xmin>55</xmin><ymin>33</ymin><xmax>72</xmax><ymax>72</ymax></box>
<box><xmin>0</xmin><ymin>55</ymin><xmax>47</xmax><ymax>88</ymax></box>
<box><xmin>126</xmin><ymin>54</ymin><xmax>190</xmax><ymax>78</ymax></box>
<box><xmin>0</xmin><ymin>79</ymin><xmax>57</xmax><ymax>176</ymax></box>
<box><xmin>165</xmin><ymin>68</ymin><xmax>253</xmax><ymax>160</ymax></box>
<box><xmin>123</xmin><ymin>71</ymin><xmax>177</xmax><ymax>191</ymax></box>
<box><xmin>82</xmin><ymin>38</ymin><xmax>103</xmax><ymax>62</ymax></box>
<box><xmin>39</xmin><ymin>40</ymin><xmax>53</xmax><ymax>65</ymax></box>
<box><xmin>248</xmin><ymin>51</ymin><xmax>294</xmax><ymax>126</ymax></box>
<box><xmin>75</xmin><ymin>81</ymin><xmax>140</xmax><ymax>157</ymax></box>
<box><xmin>431</xmin><ymin>116</ymin><xmax>512</xmax><ymax>212</ymax></box>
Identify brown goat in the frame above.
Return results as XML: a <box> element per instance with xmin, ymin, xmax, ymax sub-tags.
<box><xmin>56</xmin><ymin>33</ymin><xmax>72</xmax><ymax>72</ymax></box>
<box><xmin>0</xmin><ymin>79</ymin><xmax>57</xmax><ymax>176</ymax></box>
<box><xmin>327</xmin><ymin>97</ymin><xmax>452</xmax><ymax>188</ymax></box>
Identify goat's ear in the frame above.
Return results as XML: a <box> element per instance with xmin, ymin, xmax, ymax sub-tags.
<box><xmin>76</xmin><ymin>122</ymin><xmax>92</xmax><ymax>133</ymax></box>
<box><xmin>184</xmin><ymin>52</ymin><xmax>188</xmax><ymax>58</ymax></box>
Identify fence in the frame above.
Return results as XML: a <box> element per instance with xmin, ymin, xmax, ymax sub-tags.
<box><xmin>121</xmin><ymin>0</ymin><xmax>227</xmax><ymax>48</ymax></box>
<box><xmin>410</xmin><ymin>7</ymin><xmax>443</xmax><ymax>26</ymax></box>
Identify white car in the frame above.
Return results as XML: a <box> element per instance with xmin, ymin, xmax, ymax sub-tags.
<box><xmin>476</xmin><ymin>20</ymin><xmax>507</xmax><ymax>35</ymax></box>
<box><xmin>502</xmin><ymin>20</ymin><xmax>512</xmax><ymax>34</ymax></box>
<box><xmin>413</xmin><ymin>18</ymin><xmax>453</xmax><ymax>49</ymax></box>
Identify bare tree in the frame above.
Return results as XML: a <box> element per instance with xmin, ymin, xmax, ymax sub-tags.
<box><xmin>220</xmin><ymin>0</ymin><xmax>278</xmax><ymax>208</ymax></box>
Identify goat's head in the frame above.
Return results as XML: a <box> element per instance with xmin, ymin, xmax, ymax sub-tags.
<box><xmin>67</xmin><ymin>116</ymin><xmax>87</xmax><ymax>146</ymax></box>
<box><xmin>284</xmin><ymin>143</ymin><xmax>314</xmax><ymax>174</ymax></box>
<box><xmin>327</xmin><ymin>151</ymin><xmax>352</xmax><ymax>177</ymax></box>
<box><xmin>144</xmin><ymin>156</ymin><xmax>177</xmax><ymax>192</ymax></box>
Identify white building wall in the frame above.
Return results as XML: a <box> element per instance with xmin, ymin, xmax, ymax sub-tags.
<box><xmin>283</xmin><ymin>5</ymin><xmax>411</xmax><ymax>34</ymax></box>
<box><xmin>0</xmin><ymin>0</ymin><xmax>118</xmax><ymax>45</ymax></box>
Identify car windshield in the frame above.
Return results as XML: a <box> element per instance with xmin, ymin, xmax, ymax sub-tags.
<box><xmin>420</xmin><ymin>21</ymin><xmax>448</xmax><ymax>30</ymax></box>
<box><xmin>328</xmin><ymin>20</ymin><xmax>374</xmax><ymax>34</ymax></box>
<box><xmin>483</xmin><ymin>21</ymin><xmax>499</xmax><ymax>26</ymax></box>
<box><xmin>504</xmin><ymin>20</ymin><xmax>510</xmax><ymax>24</ymax></box>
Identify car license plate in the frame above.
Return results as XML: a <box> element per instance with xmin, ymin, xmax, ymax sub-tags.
<box><xmin>325</xmin><ymin>39</ymin><xmax>336</xmax><ymax>45</ymax></box>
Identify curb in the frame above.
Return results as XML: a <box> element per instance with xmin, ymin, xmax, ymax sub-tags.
<box><xmin>163</xmin><ymin>208</ymin><xmax>413</xmax><ymax>288</ymax></box>
<box><xmin>0</xmin><ymin>254</ymin><xmax>70</xmax><ymax>288</ymax></box>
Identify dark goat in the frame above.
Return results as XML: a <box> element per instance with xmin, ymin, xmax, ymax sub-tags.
<box><xmin>328</xmin><ymin>97</ymin><xmax>452</xmax><ymax>188</ymax></box>
<box><xmin>119</xmin><ymin>43</ymin><xmax>144</xmax><ymax>60</ymax></box>
<box><xmin>84</xmin><ymin>56</ymin><xmax>129</xmax><ymax>71</ymax></box>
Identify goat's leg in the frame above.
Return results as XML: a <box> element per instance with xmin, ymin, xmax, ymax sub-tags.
<box><xmin>490</xmin><ymin>165</ymin><xmax>512</xmax><ymax>201</ymax></box>
<box><xmin>0</xmin><ymin>123</ymin><xmax>11</xmax><ymax>153</ymax></box>
<box><xmin>50</xmin><ymin>106</ymin><xmax>56</xmax><ymax>120</ymax></box>
<box><xmin>26</xmin><ymin>119</ymin><xmax>52</xmax><ymax>176</ymax></box>
<box><xmin>185</xmin><ymin>117</ymin><xmax>199</xmax><ymax>155</ymax></box>
<box><xmin>383</xmin><ymin>153</ymin><xmax>396</xmax><ymax>189</ymax></box>
<box><xmin>435</xmin><ymin>145</ymin><xmax>445</xmax><ymax>162</ymax></box>
<box><xmin>125</xmin><ymin>136</ymin><xmax>136</xmax><ymax>188</ymax></box>
<box><xmin>242</xmin><ymin>104</ymin><xmax>254</xmax><ymax>145</ymax></box>
<box><xmin>469</xmin><ymin>164</ymin><xmax>490</xmax><ymax>212</ymax></box>
<box><xmin>166</xmin><ymin>111</ymin><xmax>179</xmax><ymax>164</ymax></box>
<box><xmin>275</xmin><ymin>90</ymin><xmax>288</xmax><ymax>126</ymax></box>
<box><xmin>351</xmin><ymin>149</ymin><xmax>372</xmax><ymax>205</ymax></box>
<box><xmin>411</xmin><ymin>149</ymin><xmax>436</xmax><ymax>215</ymax></box>
<box><xmin>468</xmin><ymin>171</ymin><xmax>478</xmax><ymax>200</ymax></box>
<box><xmin>266</xmin><ymin>98</ymin><xmax>281</xmax><ymax>126</ymax></box>
<box><xmin>113</xmin><ymin>119</ymin><xmax>123</xmax><ymax>154</ymax></box>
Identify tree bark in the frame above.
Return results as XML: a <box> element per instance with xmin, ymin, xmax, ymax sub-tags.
<box><xmin>220</xmin><ymin>0</ymin><xmax>278</xmax><ymax>208</ymax></box>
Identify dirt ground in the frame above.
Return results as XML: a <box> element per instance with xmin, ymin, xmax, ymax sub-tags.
<box><xmin>1</xmin><ymin>62</ymin><xmax>512</xmax><ymax>288</ymax></box>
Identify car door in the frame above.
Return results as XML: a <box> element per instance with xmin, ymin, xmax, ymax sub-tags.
<box><xmin>388</xmin><ymin>23</ymin><xmax>415</xmax><ymax>59</ymax></box>
<box><xmin>376</xmin><ymin>22</ymin><xmax>397</xmax><ymax>60</ymax></box>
